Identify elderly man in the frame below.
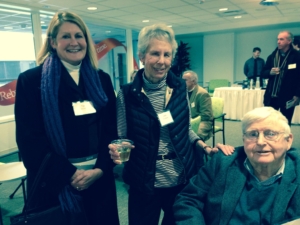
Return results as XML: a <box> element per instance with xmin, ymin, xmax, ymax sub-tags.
<box><xmin>174</xmin><ymin>107</ymin><xmax>300</xmax><ymax>225</ymax></box>
<box><xmin>182</xmin><ymin>70</ymin><xmax>213</xmax><ymax>141</ymax></box>
<box><xmin>262</xmin><ymin>31</ymin><xmax>300</xmax><ymax>126</ymax></box>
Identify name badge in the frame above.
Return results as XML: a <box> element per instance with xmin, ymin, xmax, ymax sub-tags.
<box><xmin>191</xmin><ymin>102</ymin><xmax>195</xmax><ymax>108</ymax></box>
<box><xmin>288</xmin><ymin>63</ymin><xmax>296</xmax><ymax>69</ymax></box>
<box><xmin>157</xmin><ymin>110</ymin><xmax>174</xmax><ymax>127</ymax></box>
<box><xmin>72</xmin><ymin>101</ymin><xmax>96</xmax><ymax>116</ymax></box>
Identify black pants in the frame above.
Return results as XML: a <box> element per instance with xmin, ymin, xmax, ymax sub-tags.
<box><xmin>269</xmin><ymin>97</ymin><xmax>295</xmax><ymax>126</ymax></box>
<box><xmin>128</xmin><ymin>184</ymin><xmax>186</xmax><ymax>225</ymax></box>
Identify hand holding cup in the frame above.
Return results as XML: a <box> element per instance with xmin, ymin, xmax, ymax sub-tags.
<box><xmin>270</xmin><ymin>67</ymin><xmax>280</xmax><ymax>75</ymax></box>
<box><xmin>110</xmin><ymin>139</ymin><xmax>134</xmax><ymax>163</ymax></box>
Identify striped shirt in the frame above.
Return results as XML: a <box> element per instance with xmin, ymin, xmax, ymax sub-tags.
<box><xmin>117</xmin><ymin>73</ymin><xmax>200</xmax><ymax>188</ymax></box>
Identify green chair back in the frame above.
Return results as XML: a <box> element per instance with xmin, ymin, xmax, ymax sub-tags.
<box><xmin>211</xmin><ymin>97</ymin><xmax>226</xmax><ymax>146</ymax></box>
<box><xmin>208</xmin><ymin>79</ymin><xmax>230</xmax><ymax>96</ymax></box>
<box><xmin>191</xmin><ymin>116</ymin><xmax>201</xmax><ymax>134</ymax></box>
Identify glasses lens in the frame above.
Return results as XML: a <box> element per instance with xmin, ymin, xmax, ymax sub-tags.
<box><xmin>245</xmin><ymin>130</ymin><xmax>258</xmax><ymax>140</ymax></box>
<box><xmin>264</xmin><ymin>130</ymin><xmax>278</xmax><ymax>140</ymax></box>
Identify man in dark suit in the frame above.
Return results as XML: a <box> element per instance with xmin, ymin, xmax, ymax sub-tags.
<box><xmin>262</xmin><ymin>31</ymin><xmax>300</xmax><ymax>125</ymax></box>
<box><xmin>244</xmin><ymin>47</ymin><xmax>265</xmax><ymax>87</ymax></box>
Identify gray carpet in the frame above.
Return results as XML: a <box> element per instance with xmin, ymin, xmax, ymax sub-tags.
<box><xmin>1</xmin><ymin>120</ymin><xmax>299</xmax><ymax>225</ymax></box>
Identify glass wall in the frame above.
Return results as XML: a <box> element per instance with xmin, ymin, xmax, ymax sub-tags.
<box><xmin>0</xmin><ymin>4</ymin><xmax>139</xmax><ymax>116</ymax></box>
<box><xmin>0</xmin><ymin>7</ymin><xmax>35</xmax><ymax>86</ymax></box>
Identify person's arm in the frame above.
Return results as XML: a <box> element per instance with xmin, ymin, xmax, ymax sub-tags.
<box><xmin>195</xmin><ymin>92</ymin><xmax>213</xmax><ymax>141</ymax></box>
<box><xmin>188</xmin><ymin>93</ymin><xmax>234</xmax><ymax>156</ymax></box>
<box><xmin>108</xmin><ymin>88</ymin><xmax>129</xmax><ymax>164</ymax></box>
<box><xmin>262</xmin><ymin>54</ymin><xmax>274</xmax><ymax>78</ymax></box>
<box><xmin>94</xmin><ymin>71</ymin><xmax>118</xmax><ymax>173</ymax></box>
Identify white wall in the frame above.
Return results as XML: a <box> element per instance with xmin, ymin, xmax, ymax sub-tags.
<box><xmin>180</xmin><ymin>24</ymin><xmax>300</xmax><ymax>85</ymax></box>
<box><xmin>235</xmin><ymin>26</ymin><xmax>300</xmax><ymax>82</ymax></box>
<box><xmin>203</xmin><ymin>32</ymin><xmax>235</xmax><ymax>85</ymax></box>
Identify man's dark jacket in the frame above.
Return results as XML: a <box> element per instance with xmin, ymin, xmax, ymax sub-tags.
<box><xmin>121</xmin><ymin>69</ymin><xmax>202</xmax><ymax>195</ymax></box>
<box><xmin>262</xmin><ymin>46</ymin><xmax>300</xmax><ymax>106</ymax></box>
<box><xmin>174</xmin><ymin>147</ymin><xmax>300</xmax><ymax>225</ymax></box>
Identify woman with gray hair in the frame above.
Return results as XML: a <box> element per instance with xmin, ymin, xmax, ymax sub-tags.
<box><xmin>109</xmin><ymin>23</ymin><xmax>233</xmax><ymax>225</ymax></box>
<box><xmin>174</xmin><ymin>107</ymin><xmax>300</xmax><ymax>224</ymax></box>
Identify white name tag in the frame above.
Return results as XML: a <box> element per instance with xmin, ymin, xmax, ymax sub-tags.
<box><xmin>157</xmin><ymin>110</ymin><xmax>174</xmax><ymax>127</ymax></box>
<box><xmin>288</xmin><ymin>63</ymin><xmax>296</xmax><ymax>69</ymax></box>
<box><xmin>191</xmin><ymin>102</ymin><xmax>195</xmax><ymax>108</ymax></box>
<box><xmin>72</xmin><ymin>101</ymin><xmax>96</xmax><ymax>116</ymax></box>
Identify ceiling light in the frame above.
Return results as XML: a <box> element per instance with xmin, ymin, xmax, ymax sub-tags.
<box><xmin>4</xmin><ymin>26</ymin><xmax>13</xmax><ymax>29</ymax></box>
<box><xmin>41</xmin><ymin>21</ymin><xmax>45</xmax><ymax>24</ymax></box>
<box><xmin>105</xmin><ymin>31</ymin><xmax>111</xmax><ymax>33</ymax></box>
<box><xmin>142</xmin><ymin>20</ymin><xmax>149</xmax><ymax>23</ymax></box>
<box><xmin>0</xmin><ymin>8</ymin><xmax>30</xmax><ymax>15</ymax></box>
<box><xmin>0</xmin><ymin>4</ymin><xmax>30</xmax><ymax>11</ymax></box>
<box><xmin>87</xmin><ymin>7</ymin><xmax>97</xmax><ymax>10</ymax></box>
<box><xmin>219</xmin><ymin>8</ymin><xmax>228</xmax><ymax>11</ymax></box>
<box><xmin>167</xmin><ymin>25</ymin><xmax>172</xmax><ymax>27</ymax></box>
<box><xmin>260</xmin><ymin>0</ymin><xmax>279</xmax><ymax>6</ymax></box>
<box><xmin>234</xmin><ymin>16</ymin><xmax>242</xmax><ymax>19</ymax></box>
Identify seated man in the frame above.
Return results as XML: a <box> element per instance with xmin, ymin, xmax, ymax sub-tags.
<box><xmin>174</xmin><ymin>107</ymin><xmax>300</xmax><ymax>225</ymax></box>
<box><xmin>182</xmin><ymin>70</ymin><xmax>213</xmax><ymax>141</ymax></box>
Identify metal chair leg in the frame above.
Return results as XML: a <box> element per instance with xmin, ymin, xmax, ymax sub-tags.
<box><xmin>9</xmin><ymin>178</ymin><xmax>27</xmax><ymax>203</ymax></box>
<box><xmin>0</xmin><ymin>204</ymin><xmax>3</xmax><ymax>225</ymax></box>
<box><xmin>9</xmin><ymin>182</ymin><xmax>22</xmax><ymax>199</ymax></box>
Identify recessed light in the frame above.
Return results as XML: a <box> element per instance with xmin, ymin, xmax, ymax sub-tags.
<box><xmin>219</xmin><ymin>8</ymin><xmax>228</xmax><ymax>11</ymax></box>
<box><xmin>105</xmin><ymin>31</ymin><xmax>111</xmax><ymax>33</ymax></box>
<box><xmin>142</xmin><ymin>20</ymin><xmax>149</xmax><ymax>23</ymax></box>
<box><xmin>4</xmin><ymin>26</ymin><xmax>13</xmax><ymax>29</ymax></box>
<box><xmin>167</xmin><ymin>25</ymin><xmax>172</xmax><ymax>27</ymax></box>
<box><xmin>234</xmin><ymin>16</ymin><xmax>242</xmax><ymax>19</ymax></box>
<box><xmin>260</xmin><ymin>0</ymin><xmax>279</xmax><ymax>6</ymax></box>
<box><xmin>87</xmin><ymin>7</ymin><xmax>97</xmax><ymax>10</ymax></box>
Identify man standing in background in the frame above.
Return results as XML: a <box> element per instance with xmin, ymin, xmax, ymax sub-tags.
<box><xmin>244</xmin><ymin>47</ymin><xmax>265</xmax><ymax>87</ymax></box>
<box><xmin>182</xmin><ymin>70</ymin><xmax>213</xmax><ymax>141</ymax></box>
<box><xmin>262</xmin><ymin>31</ymin><xmax>300</xmax><ymax>126</ymax></box>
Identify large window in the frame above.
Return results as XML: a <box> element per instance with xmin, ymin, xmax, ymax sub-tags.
<box><xmin>0</xmin><ymin>7</ymin><xmax>36</xmax><ymax>84</ymax></box>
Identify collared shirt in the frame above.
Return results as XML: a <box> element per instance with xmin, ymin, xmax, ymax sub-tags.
<box><xmin>244</xmin><ymin>158</ymin><xmax>285</xmax><ymax>186</ymax></box>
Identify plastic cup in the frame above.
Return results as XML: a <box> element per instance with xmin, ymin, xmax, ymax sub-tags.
<box><xmin>111</xmin><ymin>139</ymin><xmax>134</xmax><ymax>162</ymax></box>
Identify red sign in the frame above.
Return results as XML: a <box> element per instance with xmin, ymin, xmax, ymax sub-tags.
<box><xmin>95</xmin><ymin>38</ymin><xmax>139</xmax><ymax>70</ymax></box>
<box><xmin>0</xmin><ymin>80</ymin><xmax>17</xmax><ymax>106</ymax></box>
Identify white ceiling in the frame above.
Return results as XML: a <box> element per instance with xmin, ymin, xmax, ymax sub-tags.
<box><xmin>0</xmin><ymin>0</ymin><xmax>300</xmax><ymax>42</ymax></box>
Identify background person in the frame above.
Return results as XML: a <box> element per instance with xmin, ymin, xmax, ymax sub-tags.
<box><xmin>15</xmin><ymin>11</ymin><xmax>119</xmax><ymax>225</ymax></box>
<box><xmin>173</xmin><ymin>107</ymin><xmax>300</xmax><ymax>225</ymax></box>
<box><xmin>182</xmin><ymin>70</ymin><xmax>213</xmax><ymax>141</ymax></box>
<box><xmin>243</xmin><ymin>47</ymin><xmax>265</xmax><ymax>87</ymax></box>
<box><xmin>109</xmin><ymin>23</ymin><xmax>234</xmax><ymax>225</ymax></box>
<box><xmin>262</xmin><ymin>31</ymin><xmax>300</xmax><ymax>126</ymax></box>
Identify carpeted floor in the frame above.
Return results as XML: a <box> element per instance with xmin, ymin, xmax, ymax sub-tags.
<box><xmin>1</xmin><ymin>120</ymin><xmax>299</xmax><ymax>225</ymax></box>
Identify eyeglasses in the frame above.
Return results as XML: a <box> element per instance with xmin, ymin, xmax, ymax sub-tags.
<box><xmin>243</xmin><ymin>130</ymin><xmax>286</xmax><ymax>142</ymax></box>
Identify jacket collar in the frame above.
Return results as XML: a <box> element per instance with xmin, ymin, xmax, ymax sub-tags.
<box><xmin>130</xmin><ymin>68</ymin><xmax>181</xmax><ymax>92</ymax></box>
